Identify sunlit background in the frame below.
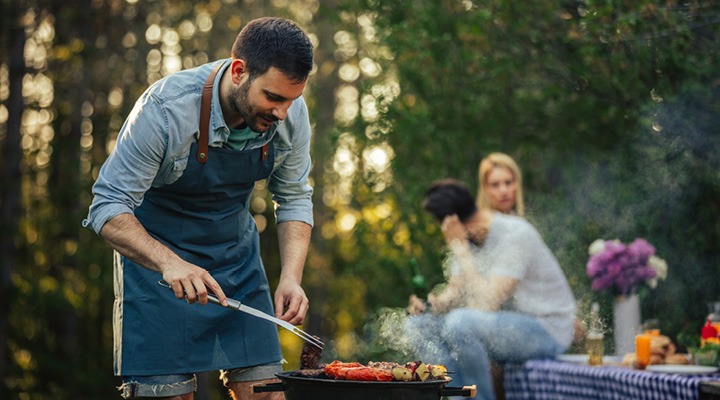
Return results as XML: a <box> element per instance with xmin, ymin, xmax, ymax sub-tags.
<box><xmin>2</xmin><ymin>1</ymin><xmax>720</xmax><ymax>398</ymax></box>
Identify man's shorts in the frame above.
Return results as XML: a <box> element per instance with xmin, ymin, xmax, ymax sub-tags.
<box><xmin>119</xmin><ymin>363</ymin><xmax>283</xmax><ymax>398</ymax></box>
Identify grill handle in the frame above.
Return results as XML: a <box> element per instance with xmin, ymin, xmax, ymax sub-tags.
<box><xmin>252</xmin><ymin>381</ymin><xmax>477</xmax><ymax>397</ymax></box>
<box><xmin>252</xmin><ymin>382</ymin><xmax>284</xmax><ymax>393</ymax></box>
<box><xmin>440</xmin><ymin>384</ymin><xmax>477</xmax><ymax>398</ymax></box>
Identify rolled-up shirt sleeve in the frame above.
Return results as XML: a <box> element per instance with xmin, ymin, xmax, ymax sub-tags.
<box><xmin>268</xmin><ymin>99</ymin><xmax>314</xmax><ymax>227</ymax></box>
<box><xmin>83</xmin><ymin>92</ymin><xmax>168</xmax><ymax>234</ymax></box>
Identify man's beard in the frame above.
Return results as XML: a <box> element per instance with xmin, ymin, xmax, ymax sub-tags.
<box><xmin>228</xmin><ymin>79</ymin><xmax>277</xmax><ymax>133</ymax></box>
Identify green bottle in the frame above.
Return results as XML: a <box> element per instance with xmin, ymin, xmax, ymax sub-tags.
<box><xmin>409</xmin><ymin>257</ymin><xmax>428</xmax><ymax>298</ymax></box>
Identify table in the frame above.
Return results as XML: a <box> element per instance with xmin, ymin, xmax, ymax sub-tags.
<box><xmin>502</xmin><ymin>359</ymin><xmax>720</xmax><ymax>400</ymax></box>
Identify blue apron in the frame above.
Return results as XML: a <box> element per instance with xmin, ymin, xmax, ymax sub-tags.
<box><xmin>113</xmin><ymin>72</ymin><xmax>281</xmax><ymax>376</ymax></box>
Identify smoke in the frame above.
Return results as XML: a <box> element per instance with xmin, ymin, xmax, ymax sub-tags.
<box><xmin>438</xmin><ymin>246</ymin><xmax>509</xmax><ymax>311</ymax></box>
<box><xmin>362</xmin><ymin>307</ymin><xmax>416</xmax><ymax>361</ymax></box>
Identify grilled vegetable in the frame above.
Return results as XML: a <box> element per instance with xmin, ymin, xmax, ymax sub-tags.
<box><xmin>415</xmin><ymin>362</ymin><xmax>431</xmax><ymax>381</ymax></box>
<box><xmin>391</xmin><ymin>367</ymin><xmax>414</xmax><ymax>381</ymax></box>
<box><xmin>430</xmin><ymin>364</ymin><xmax>448</xmax><ymax>379</ymax></box>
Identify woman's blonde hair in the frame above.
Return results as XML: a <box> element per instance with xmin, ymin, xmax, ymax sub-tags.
<box><xmin>477</xmin><ymin>152</ymin><xmax>525</xmax><ymax>217</ymax></box>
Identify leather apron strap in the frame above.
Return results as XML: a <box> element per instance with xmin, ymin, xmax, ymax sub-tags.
<box><xmin>198</xmin><ymin>63</ymin><xmax>271</xmax><ymax>163</ymax></box>
<box><xmin>261</xmin><ymin>142</ymin><xmax>269</xmax><ymax>161</ymax></box>
<box><xmin>197</xmin><ymin>64</ymin><xmax>223</xmax><ymax>164</ymax></box>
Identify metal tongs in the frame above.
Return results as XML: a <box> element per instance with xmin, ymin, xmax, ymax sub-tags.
<box><xmin>158</xmin><ymin>280</ymin><xmax>324</xmax><ymax>349</ymax></box>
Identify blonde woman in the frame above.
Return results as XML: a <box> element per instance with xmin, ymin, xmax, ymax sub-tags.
<box><xmin>477</xmin><ymin>152</ymin><xmax>524</xmax><ymax>217</ymax></box>
<box><xmin>478</xmin><ymin>153</ymin><xmax>587</xmax><ymax>349</ymax></box>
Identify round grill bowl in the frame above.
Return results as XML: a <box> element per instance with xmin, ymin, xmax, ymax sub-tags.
<box><xmin>253</xmin><ymin>371</ymin><xmax>476</xmax><ymax>400</ymax></box>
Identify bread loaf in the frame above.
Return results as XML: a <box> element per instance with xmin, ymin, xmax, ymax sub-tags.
<box><xmin>664</xmin><ymin>354</ymin><xmax>690</xmax><ymax>365</ymax></box>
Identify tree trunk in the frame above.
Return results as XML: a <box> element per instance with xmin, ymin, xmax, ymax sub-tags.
<box><xmin>45</xmin><ymin>0</ymin><xmax>90</xmax><ymax>386</ymax></box>
<box><xmin>0</xmin><ymin>16</ymin><xmax>26</xmax><ymax>381</ymax></box>
<box><xmin>305</xmin><ymin>0</ymin><xmax>341</xmax><ymax>338</ymax></box>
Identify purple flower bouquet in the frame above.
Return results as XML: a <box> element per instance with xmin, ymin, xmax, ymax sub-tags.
<box><xmin>586</xmin><ymin>238</ymin><xmax>668</xmax><ymax>296</ymax></box>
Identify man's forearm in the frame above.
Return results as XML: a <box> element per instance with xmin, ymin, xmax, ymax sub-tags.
<box><xmin>277</xmin><ymin>220</ymin><xmax>311</xmax><ymax>283</ymax></box>
<box><xmin>100</xmin><ymin>213</ymin><xmax>228</xmax><ymax>305</ymax></box>
<box><xmin>99</xmin><ymin>212</ymin><xmax>178</xmax><ymax>273</ymax></box>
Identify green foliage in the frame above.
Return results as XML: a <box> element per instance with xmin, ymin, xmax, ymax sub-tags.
<box><xmin>347</xmin><ymin>0</ymin><xmax>720</xmax><ymax>359</ymax></box>
<box><xmin>2</xmin><ymin>0</ymin><xmax>720</xmax><ymax>398</ymax></box>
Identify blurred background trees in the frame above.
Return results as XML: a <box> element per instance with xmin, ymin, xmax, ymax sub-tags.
<box><xmin>1</xmin><ymin>0</ymin><xmax>718</xmax><ymax>398</ymax></box>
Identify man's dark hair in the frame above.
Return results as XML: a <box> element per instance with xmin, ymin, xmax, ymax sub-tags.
<box><xmin>231</xmin><ymin>17</ymin><xmax>314</xmax><ymax>83</ymax></box>
<box><xmin>423</xmin><ymin>179</ymin><xmax>478</xmax><ymax>223</ymax></box>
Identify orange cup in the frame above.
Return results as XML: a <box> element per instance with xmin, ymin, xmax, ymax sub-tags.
<box><xmin>635</xmin><ymin>334</ymin><xmax>652</xmax><ymax>369</ymax></box>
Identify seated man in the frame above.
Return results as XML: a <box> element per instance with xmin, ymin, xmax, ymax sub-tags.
<box><xmin>405</xmin><ymin>178</ymin><xmax>576</xmax><ymax>400</ymax></box>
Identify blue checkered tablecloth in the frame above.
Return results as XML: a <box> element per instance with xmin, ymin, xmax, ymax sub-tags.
<box><xmin>503</xmin><ymin>359</ymin><xmax>720</xmax><ymax>400</ymax></box>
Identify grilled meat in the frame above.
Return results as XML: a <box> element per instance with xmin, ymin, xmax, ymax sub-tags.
<box><xmin>300</xmin><ymin>335</ymin><xmax>324</xmax><ymax>369</ymax></box>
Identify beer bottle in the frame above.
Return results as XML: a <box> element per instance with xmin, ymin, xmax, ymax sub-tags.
<box><xmin>409</xmin><ymin>257</ymin><xmax>428</xmax><ymax>299</ymax></box>
<box><xmin>587</xmin><ymin>302</ymin><xmax>604</xmax><ymax>366</ymax></box>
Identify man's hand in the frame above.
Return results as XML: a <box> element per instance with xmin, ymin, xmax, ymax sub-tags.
<box><xmin>275</xmin><ymin>221</ymin><xmax>312</xmax><ymax>325</ymax></box>
<box><xmin>161</xmin><ymin>262</ymin><xmax>228</xmax><ymax>306</ymax></box>
<box><xmin>274</xmin><ymin>278</ymin><xmax>309</xmax><ymax>325</ymax></box>
<box><xmin>440</xmin><ymin>214</ymin><xmax>467</xmax><ymax>246</ymax></box>
<box><xmin>406</xmin><ymin>294</ymin><xmax>427</xmax><ymax>315</ymax></box>
<box><xmin>426</xmin><ymin>285</ymin><xmax>460</xmax><ymax>314</ymax></box>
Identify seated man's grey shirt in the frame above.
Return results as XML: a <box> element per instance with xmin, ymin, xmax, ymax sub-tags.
<box><xmin>453</xmin><ymin>212</ymin><xmax>577</xmax><ymax>347</ymax></box>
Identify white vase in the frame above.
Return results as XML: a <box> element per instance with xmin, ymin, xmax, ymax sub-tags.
<box><xmin>613</xmin><ymin>294</ymin><xmax>641</xmax><ymax>356</ymax></box>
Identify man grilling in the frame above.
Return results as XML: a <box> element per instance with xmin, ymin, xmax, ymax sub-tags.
<box><xmin>83</xmin><ymin>17</ymin><xmax>314</xmax><ymax>400</ymax></box>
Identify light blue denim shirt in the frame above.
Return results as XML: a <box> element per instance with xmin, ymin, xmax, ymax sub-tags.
<box><xmin>83</xmin><ymin>59</ymin><xmax>314</xmax><ymax>234</ymax></box>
